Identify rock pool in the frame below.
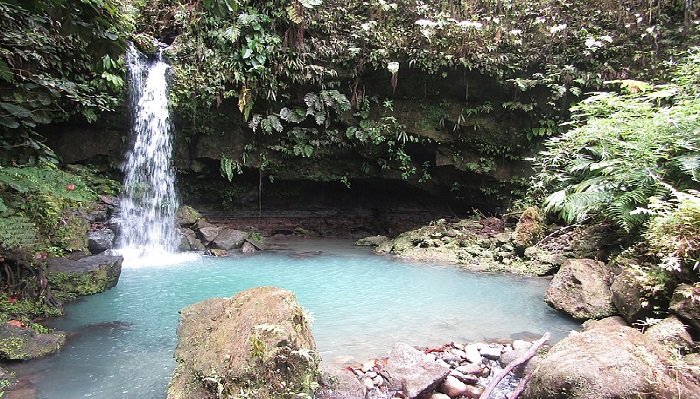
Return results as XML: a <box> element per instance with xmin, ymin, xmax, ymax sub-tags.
<box><xmin>12</xmin><ymin>239</ymin><xmax>580</xmax><ymax>398</ymax></box>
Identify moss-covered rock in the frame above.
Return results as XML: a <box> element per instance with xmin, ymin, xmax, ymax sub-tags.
<box><xmin>46</xmin><ymin>254</ymin><xmax>123</xmax><ymax>301</ymax></box>
<box><xmin>167</xmin><ymin>286</ymin><xmax>320</xmax><ymax>399</ymax></box>
<box><xmin>0</xmin><ymin>323</ymin><xmax>65</xmax><ymax>360</ymax></box>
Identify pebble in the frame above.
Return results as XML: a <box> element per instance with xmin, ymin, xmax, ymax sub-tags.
<box><xmin>512</xmin><ymin>339</ymin><xmax>532</xmax><ymax>351</ymax></box>
<box><xmin>464</xmin><ymin>344</ymin><xmax>482</xmax><ymax>364</ymax></box>
<box><xmin>439</xmin><ymin>375</ymin><xmax>468</xmax><ymax>397</ymax></box>
<box><xmin>455</xmin><ymin>363</ymin><xmax>482</xmax><ymax>376</ymax></box>
<box><xmin>429</xmin><ymin>394</ymin><xmax>451</xmax><ymax>399</ymax></box>
<box><xmin>362</xmin><ymin>377</ymin><xmax>375</xmax><ymax>390</ymax></box>
<box><xmin>479</xmin><ymin>345</ymin><xmax>502</xmax><ymax>360</ymax></box>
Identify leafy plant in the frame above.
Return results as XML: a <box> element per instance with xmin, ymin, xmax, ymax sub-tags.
<box><xmin>533</xmin><ymin>50</ymin><xmax>700</xmax><ymax>231</ymax></box>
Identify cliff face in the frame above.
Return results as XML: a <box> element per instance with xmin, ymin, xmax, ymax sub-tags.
<box><xmin>45</xmin><ymin>0</ymin><xmax>697</xmax><ymax>215</ymax></box>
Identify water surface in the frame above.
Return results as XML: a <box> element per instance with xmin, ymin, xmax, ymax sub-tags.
<box><xmin>13</xmin><ymin>240</ymin><xmax>579</xmax><ymax>398</ymax></box>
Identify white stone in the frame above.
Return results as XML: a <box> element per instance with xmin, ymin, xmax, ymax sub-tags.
<box><xmin>429</xmin><ymin>394</ymin><xmax>451</xmax><ymax>399</ymax></box>
<box><xmin>512</xmin><ymin>339</ymin><xmax>532</xmax><ymax>351</ymax></box>
<box><xmin>372</xmin><ymin>375</ymin><xmax>384</xmax><ymax>386</ymax></box>
<box><xmin>362</xmin><ymin>377</ymin><xmax>375</xmax><ymax>390</ymax></box>
<box><xmin>365</xmin><ymin>371</ymin><xmax>377</xmax><ymax>378</ymax></box>
<box><xmin>479</xmin><ymin>345</ymin><xmax>502</xmax><ymax>360</ymax></box>
<box><xmin>455</xmin><ymin>363</ymin><xmax>483</xmax><ymax>376</ymax></box>
<box><xmin>464</xmin><ymin>344</ymin><xmax>482</xmax><ymax>364</ymax></box>
<box><xmin>449</xmin><ymin>348</ymin><xmax>467</xmax><ymax>359</ymax></box>
<box><xmin>439</xmin><ymin>375</ymin><xmax>468</xmax><ymax>397</ymax></box>
<box><xmin>361</xmin><ymin>359</ymin><xmax>376</xmax><ymax>372</ymax></box>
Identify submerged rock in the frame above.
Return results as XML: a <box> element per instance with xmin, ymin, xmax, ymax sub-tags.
<box><xmin>167</xmin><ymin>286</ymin><xmax>320</xmax><ymax>399</ymax></box>
<box><xmin>355</xmin><ymin>235</ymin><xmax>389</xmax><ymax>247</ymax></box>
<box><xmin>46</xmin><ymin>254</ymin><xmax>122</xmax><ymax>300</ymax></box>
<box><xmin>544</xmin><ymin>258</ymin><xmax>616</xmax><ymax>320</ymax></box>
<box><xmin>524</xmin><ymin>316</ymin><xmax>700</xmax><ymax>399</ymax></box>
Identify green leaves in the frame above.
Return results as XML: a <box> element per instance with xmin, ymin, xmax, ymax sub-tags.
<box><xmin>534</xmin><ymin>48</ymin><xmax>700</xmax><ymax>232</ymax></box>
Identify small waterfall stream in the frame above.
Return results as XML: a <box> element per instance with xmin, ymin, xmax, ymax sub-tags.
<box><xmin>118</xmin><ymin>45</ymin><xmax>180</xmax><ymax>264</ymax></box>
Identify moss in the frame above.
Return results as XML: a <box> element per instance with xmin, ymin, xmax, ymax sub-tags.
<box><xmin>53</xmin><ymin>209</ymin><xmax>89</xmax><ymax>252</ymax></box>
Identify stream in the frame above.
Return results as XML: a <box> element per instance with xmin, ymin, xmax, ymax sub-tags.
<box><xmin>10</xmin><ymin>239</ymin><xmax>580</xmax><ymax>399</ymax></box>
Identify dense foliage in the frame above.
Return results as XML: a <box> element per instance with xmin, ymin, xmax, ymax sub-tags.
<box><xmin>533</xmin><ymin>47</ymin><xmax>700</xmax><ymax>276</ymax></box>
<box><xmin>0</xmin><ymin>0</ymin><xmax>129</xmax><ymax>165</ymax></box>
<box><xmin>129</xmin><ymin>0</ymin><xmax>697</xmax><ymax>205</ymax></box>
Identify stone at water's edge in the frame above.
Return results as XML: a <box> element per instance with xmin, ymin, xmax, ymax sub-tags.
<box><xmin>0</xmin><ymin>323</ymin><xmax>66</xmax><ymax>360</ymax></box>
<box><xmin>167</xmin><ymin>286</ymin><xmax>320</xmax><ymax>399</ymax></box>
<box><xmin>524</xmin><ymin>316</ymin><xmax>700</xmax><ymax>399</ymax></box>
<box><xmin>383</xmin><ymin>342</ymin><xmax>451</xmax><ymax>398</ymax></box>
<box><xmin>211</xmin><ymin>228</ymin><xmax>248</xmax><ymax>250</ymax></box>
<box><xmin>87</xmin><ymin>228</ymin><xmax>115</xmax><ymax>254</ymax></box>
<box><xmin>45</xmin><ymin>254</ymin><xmax>122</xmax><ymax>299</ymax></box>
<box><xmin>544</xmin><ymin>258</ymin><xmax>616</xmax><ymax>320</ymax></box>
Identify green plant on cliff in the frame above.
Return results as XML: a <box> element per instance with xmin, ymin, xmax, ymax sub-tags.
<box><xmin>0</xmin><ymin>0</ymin><xmax>129</xmax><ymax>165</ymax></box>
<box><xmin>533</xmin><ymin>48</ymin><xmax>700</xmax><ymax>233</ymax></box>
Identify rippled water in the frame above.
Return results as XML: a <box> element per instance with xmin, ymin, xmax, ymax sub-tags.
<box><xmin>13</xmin><ymin>240</ymin><xmax>579</xmax><ymax>399</ymax></box>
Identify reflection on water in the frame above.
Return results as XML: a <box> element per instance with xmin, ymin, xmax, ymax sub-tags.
<box><xmin>10</xmin><ymin>239</ymin><xmax>580</xmax><ymax>399</ymax></box>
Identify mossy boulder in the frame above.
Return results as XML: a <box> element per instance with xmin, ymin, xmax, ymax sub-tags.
<box><xmin>0</xmin><ymin>323</ymin><xmax>66</xmax><ymax>360</ymax></box>
<box><xmin>513</xmin><ymin>207</ymin><xmax>544</xmax><ymax>249</ymax></box>
<box><xmin>175</xmin><ymin>205</ymin><xmax>203</xmax><ymax>226</ymax></box>
<box><xmin>167</xmin><ymin>286</ymin><xmax>320</xmax><ymax>399</ymax></box>
<box><xmin>46</xmin><ymin>254</ymin><xmax>123</xmax><ymax>300</ymax></box>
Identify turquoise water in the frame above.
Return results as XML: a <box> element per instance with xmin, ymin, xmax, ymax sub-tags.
<box><xmin>14</xmin><ymin>240</ymin><xmax>579</xmax><ymax>398</ymax></box>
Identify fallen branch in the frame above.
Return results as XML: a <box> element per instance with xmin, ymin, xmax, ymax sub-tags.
<box><xmin>479</xmin><ymin>332</ymin><xmax>550</xmax><ymax>399</ymax></box>
<box><xmin>534</xmin><ymin>218</ymin><xmax>591</xmax><ymax>246</ymax></box>
<box><xmin>507</xmin><ymin>373</ymin><xmax>531</xmax><ymax>399</ymax></box>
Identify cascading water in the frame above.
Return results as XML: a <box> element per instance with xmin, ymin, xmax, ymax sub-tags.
<box><xmin>118</xmin><ymin>44</ymin><xmax>180</xmax><ymax>265</ymax></box>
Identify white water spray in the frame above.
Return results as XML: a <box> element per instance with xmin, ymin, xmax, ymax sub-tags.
<box><xmin>118</xmin><ymin>44</ymin><xmax>184</xmax><ymax>266</ymax></box>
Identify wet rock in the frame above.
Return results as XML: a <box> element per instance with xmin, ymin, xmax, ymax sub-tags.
<box><xmin>669</xmin><ymin>283</ymin><xmax>700</xmax><ymax>333</ymax></box>
<box><xmin>46</xmin><ymin>254</ymin><xmax>122</xmax><ymax>299</ymax></box>
<box><xmin>87</xmin><ymin>228</ymin><xmax>115</xmax><ymax>254</ymax></box>
<box><xmin>511</xmin><ymin>339</ymin><xmax>532</xmax><ymax>351</ymax></box>
<box><xmin>544</xmin><ymin>258</ymin><xmax>616</xmax><ymax>320</ymax></box>
<box><xmin>211</xmin><ymin>228</ymin><xmax>248</xmax><ymax>250</ymax></box>
<box><xmin>644</xmin><ymin>315</ymin><xmax>694</xmax><ymax>356</ymax></box>
<box><xmin>355</xmin><ymin>235</ymin><xmax>389</xmax><ymax>246</ymax></box>
<box><xmin>439</xmin><ymin>375</ymin><xmax>468</xmax><ymax>397</ymax></box>
<box><xmin>384</xmin><ymin>342</ymin><xmax>451</xmax><ymax>398</ymax></box>
<box><xmin>175</xmin><ymin>205</ymin><xmax>202</xmax><ymax>226</ymax></box>
<box><xmin>167</xmin><ymin>287</ymin><xmax>319</xmax><ymax>399</ymax></box>
<box><xmin>524</xmin><ymin>316</ymin><xmax>700</xmax><ymax>399</ymax></box>
<box><xmin>178</xmin><ymin>228</ymin><xmax>205</xmax><ymax>251</ymax></box>
<box><xmin>0</xmin><ymin>323</ymin><xmax>66</xmax><ymax>360</ymax></box>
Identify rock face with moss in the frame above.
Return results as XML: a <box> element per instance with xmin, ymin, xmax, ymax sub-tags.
<box><xmin>0</xmin><ymin>323</ymin><xmax>66</xmax><ymax>360</ymax></box>
<box><xmin>167</xmin><ymin>286</ymin><xmax>320</xmax><ymax>399</ymax></box>
<box><xmin>45</xmin><ymin>254</ymin><xmax>123</xmax><ymax>301</ymax></box>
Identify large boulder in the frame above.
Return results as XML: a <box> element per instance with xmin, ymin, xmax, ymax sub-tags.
<box><xmin>46</xmin><ymin>254</ymin><xmax>122</xmax><ymax>300</ymax></box>
<box><xmin>524</xmin><ymin>316</ymin><xmax>700</xmax><ymax>399</ymax></box>
<box><xmin>167</xmin><ymin>287</ymin><xmax>320</xmax><ymax>399</ymax></box>
<box><xmin>211</xmin><ymin>228</ymin><xmax>248</xmax><ymax>250</ymax></box>
<box><xmin>195</xmin><ymin>220</ymin><xmax>221</xmax><ymax>246</ymax></box>
<box><xmin>383</xmin><ymin>342</ymin><xmax>451</xmax><ymax>398</ymax></box>
<box><xmin>544</xmin><ymin>259</ymin><xmax>616</xmax><ymax>320</ymax></box>
<box><xmin>669</xmin><ymin>283</ymin><xmax>700</xmax><ymax>333</ymax></box>
<box><xmin>0</xmin><ymin>323</ymin><xmax>66</xmax><ymax>360</ymax></box>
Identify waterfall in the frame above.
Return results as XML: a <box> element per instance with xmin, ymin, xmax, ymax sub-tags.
<box><xmin>117</xmin><ymin>44</ymin><xmax>180</xmax><ymax>264</ymax></box>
